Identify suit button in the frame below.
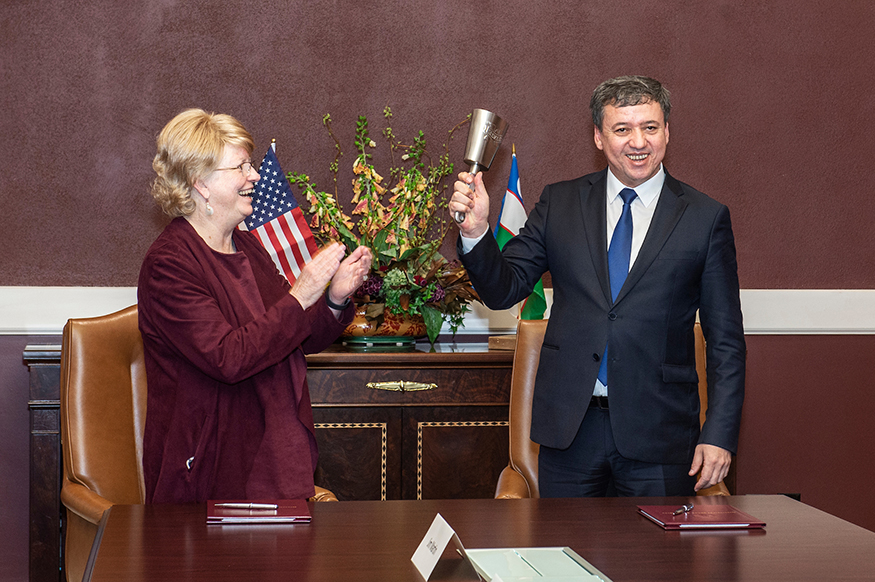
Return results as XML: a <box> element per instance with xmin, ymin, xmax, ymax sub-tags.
<box><xmin>608</xmin><ymin>312</ymin><xmax>617</xmax><ymax>321</ymax></box>
<box><xmin>593</xmin><ymin>353</ymin><xmax>600</xmax><ymax>362</ymax></box>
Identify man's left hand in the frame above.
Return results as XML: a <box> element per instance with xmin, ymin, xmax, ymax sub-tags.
<box><xmin>689</xmin><ymin>443</ymin><xmax>732</xmax><ymax>491</ymax></box>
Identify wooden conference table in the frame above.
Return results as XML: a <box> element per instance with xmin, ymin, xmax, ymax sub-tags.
<box><xmin>85</xmin><ymin>495</ymin><xmax>875</xmax><ymax>581</ymax></box>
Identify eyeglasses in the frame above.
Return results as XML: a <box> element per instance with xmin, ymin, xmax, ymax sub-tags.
<box><xmin>215</xmin><ymin>160</ymin><xmax>257</xmax><ymax>175</ymax></box>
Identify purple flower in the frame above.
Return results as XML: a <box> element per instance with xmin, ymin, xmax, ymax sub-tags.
<box><xmin>355</xmin><ymin>274</ymin><xmax>384</xmax><ymax>299</ymax></box>
<box><xmin>429</xmin><ymin>283</ymin><xmax>445</xmax><ymax>303</ymax></box>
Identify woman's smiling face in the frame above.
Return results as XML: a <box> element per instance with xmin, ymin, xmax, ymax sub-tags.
<box><xmin>199</xmin><ymin>144</ymin><xmax>260</xmax><ymax>229</ymax></box>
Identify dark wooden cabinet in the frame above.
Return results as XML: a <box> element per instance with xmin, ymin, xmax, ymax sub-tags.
<box><xmin>312</xmin><ymin>405</ymin><xmax>510</xmax><ymax>501</ymax></box>
<box><xmin>25</xmin><ymin>342</ymin><xmax>513</xmax><ymax>582</ymax></box>
<box><xmin>402</xmin><ymin>405</ymin><xmax>509</xmax><ymax>500</ymax></box>
<box><xmin>306</xmin><ymin>345</ymin><xmax>512</xmax><ymax>501</ymax></box>
<box><xmin>25</xmin><ymin>345</ymin><xmax>64</xmax><ymax>582</ymax></box>
<box><xmin>313</xmin><ymin>406</ymin><xmax>404</xmax><ymax>500</ymax></box>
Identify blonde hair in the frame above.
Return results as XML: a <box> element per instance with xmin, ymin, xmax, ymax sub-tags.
<box><xmin>151</xmin><ymin>108</ymin><xmax>255</xmax><ymax>217</ymax></box>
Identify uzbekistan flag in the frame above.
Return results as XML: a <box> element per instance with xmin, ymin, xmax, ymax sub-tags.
<box><xmin>242</xmin><ymin>143</ymin><xmax>317</xmax><ymax>284</ymax></box>
<box><xmin>493</xmin><ymin>147</ymin><xmax>547</xmax><ymax>319</ymax></box>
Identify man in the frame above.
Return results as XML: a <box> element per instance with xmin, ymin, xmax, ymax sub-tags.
<box><xmin>451</xmin><ymin>76</ymin><xmax>745</xmax><ymax>497</ymax></box>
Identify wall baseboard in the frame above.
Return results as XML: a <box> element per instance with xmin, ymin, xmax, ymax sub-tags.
<box><xmin>3</xmin><ymin>286</ymin><xmax>875</xmax><ymax>336</ymax></box>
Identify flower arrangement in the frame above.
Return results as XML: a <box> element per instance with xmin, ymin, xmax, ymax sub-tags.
<box><xmin>287</xmin><ymin>107</ymin><xmax>479</xmax><ymax>343</ymax></box>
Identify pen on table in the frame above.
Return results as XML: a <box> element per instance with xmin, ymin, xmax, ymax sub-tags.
<box><xmin>215</xmin><ymin>503</ymin><xmax>278</xmax><ymax>510</ymax></box>
<box><xmin>672</xmin><ymin>503</ymin><xmax>694</xmax><ymax>515</ymax></box>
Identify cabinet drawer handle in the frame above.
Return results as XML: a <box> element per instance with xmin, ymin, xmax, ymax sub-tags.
<box><xmin>367</xmin><ymin>381</ymin><xmax>436</xmax><ymax>392</ymax></box>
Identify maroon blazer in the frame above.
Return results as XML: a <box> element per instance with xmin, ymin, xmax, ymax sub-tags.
<box><xmin>138</xmin><ymin>218</ymin><xmax>352</xmax><ymax>503</ymax></box>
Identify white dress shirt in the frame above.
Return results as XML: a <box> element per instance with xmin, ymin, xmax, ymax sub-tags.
<box><xmin>593</xmin><ymin>166</ymin><xmax>665</xmax><ymax>396</ymax></box>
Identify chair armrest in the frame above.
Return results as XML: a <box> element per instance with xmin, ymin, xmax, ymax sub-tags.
<box><xmin>696</xmin><ymin>481</ymin><xmax>731</xmax><ymax>497</ymax></box>
<box><xmin>310</xmin><ymin>485</ymin><xmax>339</xmax><ymax>502</ymax></box>
<box><xmin>494</xmin><ymin>466</ymin><xmax>532</xmax><ymax>499</ymax></box>
<box><xmin>61</xmin><ymin>481</ymin><xmax>113</xmax><ymax>525</ymax></box>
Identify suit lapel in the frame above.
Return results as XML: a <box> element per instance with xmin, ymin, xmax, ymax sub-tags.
<box><xmin>578</xmin><ymin>170</ymin><xmax>613</xmax><ymax>305</ymax></box>
<box><xmin>614</xmin><ymin>171</ymin><xmax>688</xmax><ymax>304</ymax></box>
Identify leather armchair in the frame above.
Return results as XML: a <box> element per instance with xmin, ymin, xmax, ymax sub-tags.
<box><xmin>60</xmin><ymin>305</ymin><xmax>337</xmax><ymax>581</ymax></box>
<box><xmin>495</xmin><ymin>319</ymin><xmax>730</xmax><ymax>499</ymax></box>
<box><xmin>60</xmin><ymin>305</ymin><xmax>146</xmax><ymax>581</ymax></box>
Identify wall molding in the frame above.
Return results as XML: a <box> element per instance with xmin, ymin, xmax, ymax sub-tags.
<box><xmin>3</xmin><ymin>286</ymin><xmax>875</xmax><ymax>336</ymax></box>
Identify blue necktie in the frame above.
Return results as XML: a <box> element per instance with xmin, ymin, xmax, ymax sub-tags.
<box><xmin>597</xmin><ymin>188</ymin><xmax>637</xmax><ymax>387</ymax></box>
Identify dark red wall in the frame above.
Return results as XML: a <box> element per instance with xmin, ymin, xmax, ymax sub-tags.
<box><xmin>3</xmin><ymin>2</ymin><xmax>875</xmax><ymax>580</ymax></box>
<box><xmin>3</xmin><ymin>1</ymin><xmax>875</xmax><ymax>287</ymax></box>
<box><xmin>741</xmin><ymin>335</ymin><xmax>875</xmax><ymax>532</ymax></box>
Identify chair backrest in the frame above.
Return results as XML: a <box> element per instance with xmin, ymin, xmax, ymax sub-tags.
<box><xmin>503</xmin><ymin>320</ymin><xmax>716</xmax><ymax>498</ymax></box>
<box><xmin>694</xmin><ymin>321</ymin><xmax>709</xmax><ymax>428</ymax></box>
<box><xmin>60</xmin><ymin>304</ymin><xmax>147</xmax><ymax>505</ymax></box>
<box><xmin>506</xmin><ymin>319</ymin><xmax>549</xmax><ymax>498</ymax></box>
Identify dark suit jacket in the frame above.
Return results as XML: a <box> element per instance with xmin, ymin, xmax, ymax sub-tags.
<box><xmin>459</xmin><ymin>169</ymin><xmax>745</xmax><ymax>465</ymax></box>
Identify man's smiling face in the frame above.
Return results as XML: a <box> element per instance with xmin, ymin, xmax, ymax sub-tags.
<box><xmin>594</xmin><ymin>100</ymin><xmax>669</xmax><ymax>188</ymax></box>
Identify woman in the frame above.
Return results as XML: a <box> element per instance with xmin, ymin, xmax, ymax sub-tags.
<box><xmin>138</xmin><ymin>108</ymin><xmax>372</xmax><ymax>503</ymax></box>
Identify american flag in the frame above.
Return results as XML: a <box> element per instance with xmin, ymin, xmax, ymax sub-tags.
<box><xmin>242</xmin><ymin>144</ymin><xmax>317</xmax><ymax>283</ymax></box>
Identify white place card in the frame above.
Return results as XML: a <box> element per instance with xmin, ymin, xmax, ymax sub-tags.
<box><xmin>412</xmin><ymin>515</ymin><xmax>611</xmax><ymax>581</ymax></box>
<box><xmin>411</xmin><ymin>513</ymin><xmax>464</xmax><ymax>580</ymax></box>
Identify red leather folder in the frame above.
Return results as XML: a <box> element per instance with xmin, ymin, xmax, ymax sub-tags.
<box><xmin>207</xmin><ymin>500</ymin><xmax>311</xmax><ymax>524</ymax></box>
<box><xmin>637</xmin><ymin>504</ymin><xmax>766</xmax><ymax>530</ymax></box>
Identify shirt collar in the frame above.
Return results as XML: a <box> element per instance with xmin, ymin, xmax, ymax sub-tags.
<box><xmin>606</xmin><ymin>165</ymin><xmax>665</xmax><ymax>208</ymax></box>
